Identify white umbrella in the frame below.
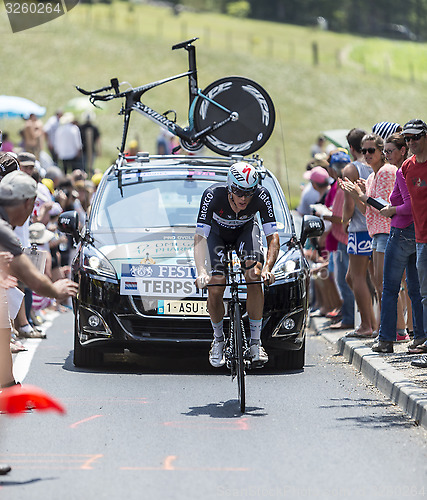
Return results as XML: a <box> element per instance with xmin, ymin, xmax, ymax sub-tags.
<box><xmin>322</xmin><ymin>129</ymin><xmax>349</xmax><ymax>149</ymax></box>
<box><xmin>0</xmin><ymin>95</ymin><xmax>46</xmax><ymax>119</ymax></box>
<box><xmin>65</xmin><ymin>97</ymin><xmax>99</xmax><ymax>116</ymax></box>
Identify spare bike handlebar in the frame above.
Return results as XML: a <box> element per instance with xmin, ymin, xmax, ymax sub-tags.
<box><xmin>75</xmin><ymin>77</ymin><xmax>129</xmax><ymax>102</ymax></box>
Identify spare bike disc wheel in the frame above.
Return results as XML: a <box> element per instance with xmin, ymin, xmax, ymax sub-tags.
<box><xmin>193</xmin><ymin>76</ymin><xmax>275</xmax><ymax>157</ymax></box>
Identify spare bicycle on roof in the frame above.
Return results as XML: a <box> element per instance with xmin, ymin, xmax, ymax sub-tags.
<box><xmin>76</xmin><ymin>37</ymin><xmax>275</xmax><ymax>158</ymax></box>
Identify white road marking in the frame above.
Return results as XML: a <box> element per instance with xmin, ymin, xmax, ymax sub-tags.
<box><xmin>12</xmin><ymin>313</ymin><xmax>58</xmax><ymax>383</ymax></box>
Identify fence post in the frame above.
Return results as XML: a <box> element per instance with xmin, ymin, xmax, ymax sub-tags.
<box><xmin>336</xmin><ymin>49</ymin><xmax>342</xmax><ymax>68</ymax></box>
<box><xmin>312</xmin><ymin>41</ymin><xmax>319</xmax><ymax>66</ymax></box>
<box><xmin>248</xmin><ymin>35</ymin><xmax>254</xmax><ymax>54</ymax></box>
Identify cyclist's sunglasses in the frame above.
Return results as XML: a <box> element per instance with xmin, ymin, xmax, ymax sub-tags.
<box><xmin>230</xmin><ymin>185</ymin><xmax>256</xmax><ymax>197</ymax></box>
<box><xmin>361</xmin><ymin>147</ymin><xmax>377</xmax><ymax>155</ymax></box>
<box><xmin>404</xmin><ymin>133</ymin><xmax>425</xmax><ymax>143</ymax></box>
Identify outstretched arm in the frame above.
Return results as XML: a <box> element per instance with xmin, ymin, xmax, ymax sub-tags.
<box><xmin>10</xmin><ymin>253</ymin><xmax>78</xmax><ymax>301</ymax></box>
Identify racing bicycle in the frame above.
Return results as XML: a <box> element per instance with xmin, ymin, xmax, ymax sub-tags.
<box><xmin>207</xmin><ymin>246</ymin><xmax>267</xmax><ymax>413</ymax></box>
<box><xmin>76</xmin><ymin>37</ymin><xmax>275</xmax><ymax>157</ymax></box>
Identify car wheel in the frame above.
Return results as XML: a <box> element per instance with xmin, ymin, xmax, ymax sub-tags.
<box><xmin>272</xmin><ymin>338</ymin><xmax>305</xmax><ymax>371</ymax></box>
<box><xmin>73</xmin><ymin>315</ymin><xmax>104</xmax><ymax>368</ymax></box>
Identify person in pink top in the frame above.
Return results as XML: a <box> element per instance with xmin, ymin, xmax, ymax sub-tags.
<box><xmin>321</xmin><ymin>151</ymin><xmax>355</xmax><ymax>329</ymax></box>
<box><xmin>371</xmin><ymin>133</ymin><xmax>426</xmax><ymax>353</ymax></box>
<box><xmin>340</xmin><ymin>133</ymin><xmax>397</xmax><ymax>331</ymax></box>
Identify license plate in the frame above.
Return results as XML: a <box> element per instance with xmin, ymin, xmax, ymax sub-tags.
<box><xmin>157</xmin><ymin>299</ymin><xmax>209</xmax><ymax>316</ymax></box>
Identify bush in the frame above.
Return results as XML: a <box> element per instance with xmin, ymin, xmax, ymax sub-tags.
<box><xmin>226</xmin><ymin>1</ymin><xmax>251</xmax><ymax>18</ymax></box>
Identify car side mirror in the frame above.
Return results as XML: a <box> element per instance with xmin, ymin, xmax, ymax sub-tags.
<box><xmin>300</xmin><ymin>215</ymin><xmax>324</xmax><ymax>247</ymax></box>
<box><xmin>58</xmin><ymin>210</ymin><xmax>80</xmax><ymax>242</ymax></box>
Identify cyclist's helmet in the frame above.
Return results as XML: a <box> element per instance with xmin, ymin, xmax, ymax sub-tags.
<box><xmin>227</xmin><ymin>162</ymin><xmax>259</xmax><ymax>197</ymax></box>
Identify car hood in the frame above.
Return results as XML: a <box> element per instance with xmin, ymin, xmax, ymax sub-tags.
<box><xmin>93</xmin><ymin>227</ymin><xmax>195</xmax><ymax>274</ymax></box>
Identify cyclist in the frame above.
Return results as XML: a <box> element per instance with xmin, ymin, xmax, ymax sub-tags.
<box><xmin>194</xmin><ymin>161</ymin><xmax>280</xmax><ymax>368</ymax></box>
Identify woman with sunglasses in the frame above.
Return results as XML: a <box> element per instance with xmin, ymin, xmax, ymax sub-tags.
<box><xmin>367</xmin><ymin>133</ymin><xmax>426</xmax><ymax>352</ymax></box>
<box><xmin>194</xmin><ymin>162</ymin><xmax>280</xmax><ymax>368</ymax></box>
<box><xmin>340</xmin><ymin>133</ymin><xmax>397</xmax><ymax>333</ymax></box>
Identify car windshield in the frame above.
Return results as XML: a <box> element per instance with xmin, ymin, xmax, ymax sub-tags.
<box><xmin>91</xmin><ymin>172</ymin><xmax>292</xmax><ymax>237</ymax></box>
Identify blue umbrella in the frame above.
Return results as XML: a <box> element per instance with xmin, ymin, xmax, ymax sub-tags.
<box><xmin>0</xmin><ymin>95</ymin><xmax>46</xmax><ymax>119</ymax></box>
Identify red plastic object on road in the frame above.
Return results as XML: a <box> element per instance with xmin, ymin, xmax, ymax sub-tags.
<box><xmin>0</xmin><ymin>384</ymin><xmax>66</xmax><ymax>416</ymax></box>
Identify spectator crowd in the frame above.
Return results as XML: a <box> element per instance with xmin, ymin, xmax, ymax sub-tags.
<box><xmin>301</xmin><ymin>120</ymin><xmax>427</xmax><ymax>368</ymax></box>
<box><xmin>0</xmin><ymin>128</ymin><xmax>101</xmax><ymax>373</ymax></box>
<box><xmin>3</xmin><ymin>109</ymin><xmax>101</xmax><ymax>177</ymax></box>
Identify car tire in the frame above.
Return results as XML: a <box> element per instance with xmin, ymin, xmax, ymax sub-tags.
<box><xmin>272</xmin><ymin>338</ymin><xmax>305</xmax><ymax>371</ymax></box>
<box><xmin>73</xmin><ymin>316</ymin><xmax>104</xmax><ymax>368</ymax></box>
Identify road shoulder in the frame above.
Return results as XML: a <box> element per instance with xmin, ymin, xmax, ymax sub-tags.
<box><xmin>311</xmin><ymin>316</ymin><xmax>427</xmax><ymax>430</ymax></box>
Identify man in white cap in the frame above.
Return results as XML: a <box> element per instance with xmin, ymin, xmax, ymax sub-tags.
<box><xmin>0</xmin><ymin>170</ymin><xmax>78</xmax><ymax>390</ymax></box>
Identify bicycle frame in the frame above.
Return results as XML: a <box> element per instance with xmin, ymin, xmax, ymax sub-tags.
<box><xmin>116</xmin><ymin>40</ymin><xmax>196</xmax><ymax>153</ymax></box>
<box><xmin>107</xmin><ymin>39</ymin><xmax>234</xmax><ymax>154</ymax></box>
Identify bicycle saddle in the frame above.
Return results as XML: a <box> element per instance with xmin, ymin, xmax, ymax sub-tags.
<box><xmin>172</xmin><ymin>37</ymin><xmax>199</xmax><ymax>50</ymax></box>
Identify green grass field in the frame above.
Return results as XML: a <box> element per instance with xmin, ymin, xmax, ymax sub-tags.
<box><xmin>1</xmin><ymin>2</ymin><xmax>427</xmax><ymax>206</ymax></box>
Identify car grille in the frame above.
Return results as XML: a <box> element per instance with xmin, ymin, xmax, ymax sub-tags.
<box><xmin>117</xmin><ymin>316</ymin><xmax>213</xmax><ymax>342</ymax></box>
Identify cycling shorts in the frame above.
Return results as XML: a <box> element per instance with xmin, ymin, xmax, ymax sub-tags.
<box><xmin>207</xmin><ymin>221</ymin><xmax>264</xmax><ymax>276</ymax></box>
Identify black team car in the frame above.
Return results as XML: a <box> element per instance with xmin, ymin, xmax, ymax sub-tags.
<box><xmin>59</xmin><ymin>154</ymin><xmax>323</xmax><ymax>370</ymax></box>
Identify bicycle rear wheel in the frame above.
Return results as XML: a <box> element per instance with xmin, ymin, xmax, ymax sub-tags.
<box><xmin>193</xmin><ymin>76</ymin><xmax>275</xmax><ymax>157</ymax></box>
<box><xmin>232</xmin><ymin>303</ymin><xmax>246</xmax><ymax>413</ymax></box>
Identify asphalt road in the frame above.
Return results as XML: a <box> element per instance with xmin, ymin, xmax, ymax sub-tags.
<box><xmin>1</xmin><ymin>311</ymin><xmax>426</xmax><ymax>500</ymax></box>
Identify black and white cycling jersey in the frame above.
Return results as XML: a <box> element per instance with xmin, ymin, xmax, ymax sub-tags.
<box><xmin>195</xmin><ymin>183</ymin><xmax>277</xmax><ymax>241</ymax></box>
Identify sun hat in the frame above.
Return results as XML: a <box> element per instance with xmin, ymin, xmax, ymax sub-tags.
<box><xmin>329</xmin><ymin>151</ymin><xmax>351</xmax><ymax>166</ymax></box>
<box><xmin>372</xmin><ymin>122</ymin><xmax>402</xmax><ymax>140</ymax></box>
<box><xmin>303</xmin><ymin>166</ymin><xmax>331</xmax><ymax>185</ymax></box>
<box><xmin>402</xmin><ymin>119</ymin><xmax>427</xmax><ymax>135</ymax></box>
<box><xmin>0</xmin><ymin>170</ymin><xmax>37</xmax><ymax>201</ymax></box>
<box><xmin>41</xmin><ymin>178</ymin><xmax>55</xmax><ymax>194</ymax></box>
<box><xmin>17</xmin><ymin>152</ymin><xmax>36</xmax><ymax>168</ymax></box>
<box><xmin>91</xmin><ymin>172</ymin><xmax>103</xmax><ymax>187</ymax></box>
<box><xmin>311</xmin><ymin>152</ymin><xmax>329</xmax><ymax>168</ymax></box>
<box><xmin>60</xmin><ymin>112</ymin><xmax>75</xmax><ymax>125</ymax></box>
<box><xmin>29</xmin><ymin>223</ymin><xmax>55</xmax><ymax>245</ymax></box>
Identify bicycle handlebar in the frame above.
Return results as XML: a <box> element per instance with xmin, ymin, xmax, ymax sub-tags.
<box><xmin>205</xmin><ymin>279</ymin><xmax>270</xmax><ymax>290</ymax></box>
<box><xmin>75</xmin><ymin>78</ymin><xmax>131</xmax><ymax>106</ymax></box>
<box><xmin>76</xmin><ymin>84</ymin><xmax>113</xmax><ymax>96</ymax></box>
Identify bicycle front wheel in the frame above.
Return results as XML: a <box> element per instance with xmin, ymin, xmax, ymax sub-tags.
<box><xmin>193</xmin><ymin>76</ymin><xmax>275</xmax><ymax>157</ymax></box>
<box><xmin>232</xmin><ymin>303</ymin><xmax>246</xmax><ymax>413</ymax></box>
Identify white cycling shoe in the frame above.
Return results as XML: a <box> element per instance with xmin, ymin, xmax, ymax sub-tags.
<box><xmin>249</xmin><ymin>344</ymin><xmax>268</xmax><ymax>366</ymax></box>
<box><xmin>209</xmin><ymin>340</ymin><xmax>225</xmax><ymax>368</ymax></box>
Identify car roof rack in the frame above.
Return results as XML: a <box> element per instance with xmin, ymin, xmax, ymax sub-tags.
<box><xmin>113</xmin><ymin>153</ymin><xmax>266</xmax><ymax>194</ymax></box>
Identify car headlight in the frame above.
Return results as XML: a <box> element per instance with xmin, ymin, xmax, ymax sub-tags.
<box><xmin>273</xmin><ymin>252</ymin><xmax>303</xmax><ymax>281</ymax></box>
<box><xmin>81</xmin><ymin>245</ymin><xmax>116</xmax><ymax>279</ymax></box>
